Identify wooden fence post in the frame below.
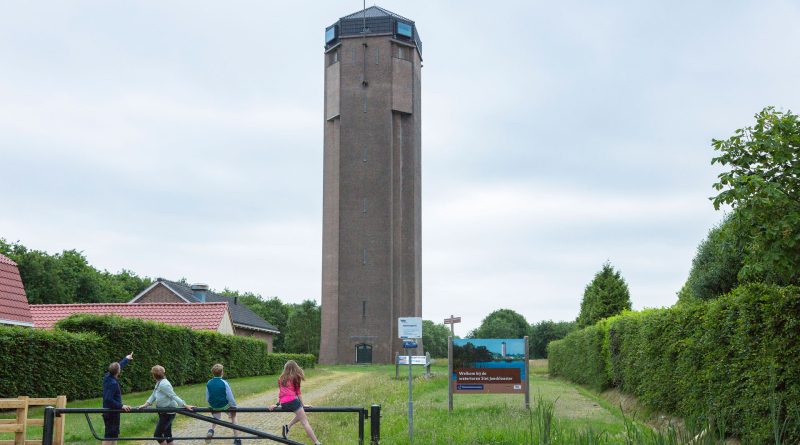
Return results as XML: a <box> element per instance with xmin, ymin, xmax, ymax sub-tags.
<box><xmin>53</xmin><ymin>396</ymin><xmax>66</xmax><ymax>445</ymax></box>
<box><xmin>15</xmin><ymin>396</ymin><xmax>28</xmax><ymax>445</ymax></box>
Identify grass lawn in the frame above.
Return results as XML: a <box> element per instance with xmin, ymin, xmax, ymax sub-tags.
<box><xmin>310</xmin><ymin>362</ymin><xmax>638</xmax><ymax>445</ymax></box>
<box><xmin>3</xmin><ymin>362</ymin><xmax>706</xmax><ymax>445</ymax></box>
<box><xmin>1</xmin><ymin>369</ymin><xmax>323</xmax><ymax>445</ymax></box>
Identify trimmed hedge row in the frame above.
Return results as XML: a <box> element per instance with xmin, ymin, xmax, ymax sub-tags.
<box><xmin>548</xmin><ymin>283</ymin><xmax>800</xmax><ymax>443</ymax></box>
<box><xmin>0</xmin><ymin>314</ymin><xmax>314</xmax><ymax>400</ymax></box>
<box><xmin>0</xmin><ymin>325</ymin><xmax>109</xmax><ymax>399</ymax></box>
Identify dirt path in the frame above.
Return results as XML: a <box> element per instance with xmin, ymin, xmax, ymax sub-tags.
<box><xmin>155</xmin><ymin>371</ymin><xmax>362</xmax><ymax>445</ymax></box>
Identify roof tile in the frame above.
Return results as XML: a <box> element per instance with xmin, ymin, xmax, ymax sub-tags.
<box><xmin>29</xmin><ymin>302</ymin><xmax>229</xmax><ymax>330</ymax></box>
<box><xmin>0</xmin><ymin>253</ymin><xmax>33</xmax><ymax>326</ymax></box>
<box><xmin>155</xmin><ymin>280</ymin><xmax>279</xmax><ymax>333</ymax></box>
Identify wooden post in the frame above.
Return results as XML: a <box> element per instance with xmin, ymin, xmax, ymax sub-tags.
<box><xmin>447</xmin><ymin>336</ymin><xmax>453</xmax><ymax>412</ymax></box>
<box><xmin>424</xmin><ymin>352</ymin><xmax>431</xmax><ymax>378</ymax></box>
<box><xmin>395</xmin><ymin>352</ymin><xmax>399</xmax><ymax>379</ymax></box>
<box><xmin>53</xmin><ymin>396</ymin><xmax>66</xmax><ymax>445</ymax></box>
<box><xmin>15</xmin><ymin>396</ymin><xmax>28</xmax><ymax>445</ymax></box>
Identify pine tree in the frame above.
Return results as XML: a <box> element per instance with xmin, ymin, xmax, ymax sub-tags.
<box><xmin>576</xmin><ymin>262</ymin><xmax>632</xmax><ymax>328</ymax></box>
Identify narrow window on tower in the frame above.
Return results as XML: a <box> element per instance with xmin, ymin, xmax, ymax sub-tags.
<box><xmin>362</xmin><ymin>146</ymin><xmax>368</xmax><ymax>162</ymax></box>
<box><xmin>351</xmin><ymin>48</ymin><xmax>357</xmax><ymax>64</ymax></box>
<box><xmin>327</xmin><ymin>49</ymin><xmax>339</xmax><ymax>66</ymax></box>
<box><xmin>375</xmin><ymin>47</ymin><xmax>380</xmax><ymax>65</ymax></box>
<box><xmin>362</xmin><ymin>248</ymin><xmax>367</xmax><ymax>265</ymax></box>
<box><xmin>362</xmin><ymin>300</ymin><xmax>367</xmax><ymax>319</ymax></box>
<box><xmin>362</xmin><ymin>198</ymin><xmax>367</xmax><ymax>214</ymax></box>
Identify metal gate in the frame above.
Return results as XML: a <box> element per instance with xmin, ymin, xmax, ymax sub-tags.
<box><xmin>41</xmin><ymin>405</ymin><xmax>381</xmax><ymax>445</ymax></box>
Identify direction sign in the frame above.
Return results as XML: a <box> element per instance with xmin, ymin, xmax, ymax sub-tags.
<box><xmin>398</xmin><ymin>317</ymin><xmax>422</xmax><ymax>339</ymax></box>
<box><xmin>444</xmin><ymin>316</ymin><xmax>461</xmax><ymax>324</ymax></box>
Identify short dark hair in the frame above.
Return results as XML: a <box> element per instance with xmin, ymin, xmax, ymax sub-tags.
<box><xmin>108</xmin><ymin>362</ymin><xmax>121</xmax><ymax>376</ymax></box>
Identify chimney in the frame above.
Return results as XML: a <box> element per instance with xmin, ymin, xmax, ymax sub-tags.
<box><xmin>190</xmin><ymin>283</ymin><xmax>209</xmax><ymax>303</ymax></box>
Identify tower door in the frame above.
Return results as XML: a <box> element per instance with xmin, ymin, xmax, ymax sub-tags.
<box><xmin>355</xmin><ymin>344</ymin><xmax>373</xmax><ymax>364</ymax></box>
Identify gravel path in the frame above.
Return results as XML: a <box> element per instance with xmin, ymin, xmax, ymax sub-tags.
<box><xmin>161</xmin><ymin>371</ymin><xmax>361</xmax><ymax>445</ymax></box>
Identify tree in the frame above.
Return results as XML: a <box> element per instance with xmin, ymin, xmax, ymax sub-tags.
<box><xmin>0</xmin><ymin>239</ymin><xmax>151</xmax><ymax>304</ymax></box>
<box><xmin>678</xmin><ymin>214</ymin><xmax>745</xmax><ymax>302</ymax></box>
<box><xmin>529</xmin><ymin>320</ymin><xmax>575</xmax><ymax>359</ymax></box>
<box><xmin>711</xmin><ymin>107</ymin><xmax>800</xmax><ymax>285</ymax></box>
<box><xmin>421</xmin><ymin>320</ymin><xmax>451</xmax><ymax>358</ymax></box>
<box><xmin>576</xmin><ymin>262</ymin><xmax>631</xmax><ymax>328</ymax></box>
<box><xmin>469</xmin><ymin>309</ymin><xmax>529</xmax><ymax>339</ymax></box>
<box><xmin>284</xmin><ymin>300</ymin><xmax>321</xmax><ymax>357</ymax></box>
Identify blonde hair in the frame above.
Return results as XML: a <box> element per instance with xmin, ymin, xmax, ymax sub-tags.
<box><xmin>211</xmin><ymin>363</ymin><xmax>224</xmax><ymax>377</ymax></box>
<box><xmin>151</xmin><ymin>365</ymin><xmax>166</xmax><ymax>380</ymax></box>
<box><xmin>278</xmin><ymin>360</ymin><xmax>305</xmax><ymax>388</ymax></box>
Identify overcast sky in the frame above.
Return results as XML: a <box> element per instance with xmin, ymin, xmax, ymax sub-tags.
<box><xmin>2</xmin><ymin>1</ymin><xmax>799</xmax><ymax>333</ymax></box>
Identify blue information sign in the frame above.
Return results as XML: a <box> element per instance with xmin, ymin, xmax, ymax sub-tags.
<box><xmin>402</xmin><ymin>340</ymin><xmax>418</xmax><ymax>349</ymax></box>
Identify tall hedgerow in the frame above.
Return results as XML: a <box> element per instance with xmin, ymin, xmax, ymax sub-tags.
<box><xmin>549</xmin><ymin>284</ymin><xmax>800</xmax><ymax>443</ymax></box>
<box><xmin>0</xmin><ymin>314</ymin><xmax>314</xmax><ymax>400</ymax></box>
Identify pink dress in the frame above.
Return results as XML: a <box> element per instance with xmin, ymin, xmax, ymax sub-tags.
<box><xmin>278</xmin><ymin>378</ymin><xmax>301</xmax><ymax>404</ymax></box>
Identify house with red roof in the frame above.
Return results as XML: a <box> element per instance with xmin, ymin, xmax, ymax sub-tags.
<box><xmin>30</xmin><ymin>302</ymin><xmax>235</xmax><ymax>334</ymax></box>
<box><xmin>129</xmin><ymin>278</ymin><xmax>279</xmax><ymax>351</ymax></box>
<box><xmin>0</xmin><ymin>253</ymin><xmax>34</xmax><ymax>327</ymax></box>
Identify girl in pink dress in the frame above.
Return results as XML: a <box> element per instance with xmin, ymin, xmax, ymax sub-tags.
<box><xmin>269</xmin><ymin>360</ymin><xmax>321</xmax><ymax>445</ymax></box>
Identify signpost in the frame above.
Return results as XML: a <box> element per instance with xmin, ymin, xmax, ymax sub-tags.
<box><xmin>447</xmin><ymin>336</ymin><xmax>530</xmax><ymax>411</ymax></box>
<box><xmin>443</xmin><ymin>315</ymin><xmax>461</xmax><ymax>337</ymax></box>
<box><xmin>398</xmin><ymin>317</ymin><xmax>423</xmax><ymax>339</ymax></box>
<box><xmin>396</xmin><ymin>352</ymin><xmax>433</xmax><ymax>378</ymax></box>
<box><xmin>398</xmin><ymin>317</ymin><xmax>422</xmax><ymax>444</ymax></box>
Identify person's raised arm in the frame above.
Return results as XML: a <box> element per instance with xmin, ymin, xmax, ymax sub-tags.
<box><xmin>119</xmin><ymin>352</ymin><xmax>133</xmax><ymax>370</ymax></box>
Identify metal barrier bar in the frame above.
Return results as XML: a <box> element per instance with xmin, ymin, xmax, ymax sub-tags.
<box><xmin>45</xmin><ymin>406</ymin><xmax>376</xmax><ymax>445</ymax></box>
<box><xmin>370</xmin><ymin>404</ymin><xmax>381</xmax><ymax>444</ymax></box>
<box><xmin>42</xmin><ymin>408</ymin><xmax>54</xmax><ymax>445</ymax></box>
<box><xmin>53</xmin><ymin>407</ymin><xmax>366</xmax><ymax>414</ymax></box>
<box><xmin>179</xmin><ymin>411</ymin><xmax>302</xmax><ymax>445</ymax></box>
<box><xmin>82</xmin><ymin>413</ymin><xmax>261</xmax><ymax>442</ymax></box>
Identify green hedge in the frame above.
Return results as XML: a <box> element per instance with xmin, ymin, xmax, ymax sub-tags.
<box><xmin>0</xmin><ymin>314</ymin><xmax>314</xmax><ymax>400</ymax></box>
<box><xmin>0</xmin><ymin>325</ymin><xmax>109</xmax><ymax>400</ymax></box>
<box><xmin>548</xmin><ymin>284</ymin><xmax>800</xmax><ymax>443</ymax></box>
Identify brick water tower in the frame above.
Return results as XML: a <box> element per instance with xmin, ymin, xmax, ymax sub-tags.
<box><xmin>319</xmin><ymin>6</ymin><xmax>422</xmax><ymax>364</ymax></box>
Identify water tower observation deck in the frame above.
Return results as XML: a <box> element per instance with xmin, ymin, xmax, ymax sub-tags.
<box><xmin>325</xmin><ymin>5</ymin><xmax>422</xmax><ymax>56</ymax></box>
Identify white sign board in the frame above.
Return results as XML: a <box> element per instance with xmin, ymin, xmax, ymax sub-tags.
<box><xmin>398</xmin><ymin>317</ymin><xmax>422</xmax><ymax>339</ymax></box>
<box><xmin>398</xmin><ymin>355</ymin><xmax>428</xmax><ymax>365</ymax></box>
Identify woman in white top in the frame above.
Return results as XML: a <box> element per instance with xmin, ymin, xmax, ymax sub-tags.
<box><xmin>138</xmin><ymin>365</ymin><xmax>194</xmax><ymax>445</ymax></box>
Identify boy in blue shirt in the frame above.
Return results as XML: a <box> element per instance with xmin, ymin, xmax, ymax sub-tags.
<box><xmin>205</xmin><ymin>364</ymin><xmax>239</xmax><ymax>445</ymax></box>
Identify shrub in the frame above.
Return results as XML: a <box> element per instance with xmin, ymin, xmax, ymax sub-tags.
<box><xmin>56</xmin><ymin>314</ymin><xmax>315</xmax><ymax>393</ymax></box>
<box><xmin>549</xmin><ymin>284</ymin><xmax>800</xmax><ymax>443</ymax></box>
<box><xmin>0</xmin><ymin>314</ymin><xmax>314</xmax><ymax>400</ymax></box>
<box><xmin>0</xmin><ymin>325</ymin><xmax>109</xmax><ymax>399</ymax></box>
